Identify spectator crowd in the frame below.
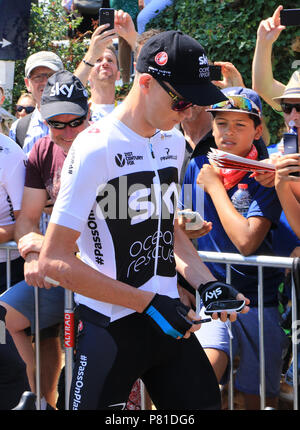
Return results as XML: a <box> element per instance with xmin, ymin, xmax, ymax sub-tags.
<box><xmin>0</xmin><ymin>2</ymin><xmax>299</xmax><ymax>411</ymax></box>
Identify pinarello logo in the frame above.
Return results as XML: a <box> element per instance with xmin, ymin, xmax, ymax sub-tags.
<box><xmin>88</xmin><ymin>127</ymin><xmax>101</xmax><ymax>133</ymax></box>
<box><xmin>155</xmin><ymin>51</ymin><xmax>168</xmax><ymax>66</ymax></box>
<box><xmin>78</xmin><ymin>320</ymin><xmax>83</xmax><ymax>332</ymax></box>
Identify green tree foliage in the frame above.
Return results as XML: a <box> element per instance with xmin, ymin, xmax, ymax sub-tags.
<box><xmin>147</xmin><ymin>0</ymin><xmax>300</xmax><ymax>144</ymax></box>
<box><xmin>10</xmin><ymin>0</ymin><xmax>300</xmax><ymax>143</ymax></box>
<box><xmin>12</xmin><ymin>0</ymin><xmax>87</xmax><ymax>107</ymax></box>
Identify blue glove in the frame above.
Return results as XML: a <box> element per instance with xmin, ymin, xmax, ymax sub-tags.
<box><xmin>198</xmin><ymin>281</ymin><xmax>239</xmax><ymax>309</ymax></box>
<box><xmin>143</xmin><ymin>294</ymin><xmax>192</xmax><ymax>339</ymax></box>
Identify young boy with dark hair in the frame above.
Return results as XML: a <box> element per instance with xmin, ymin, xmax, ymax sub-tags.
<box><xmin>181</xmin><ymin>95</ymin><xmax>289</xmax><ymax>409</ymax></box>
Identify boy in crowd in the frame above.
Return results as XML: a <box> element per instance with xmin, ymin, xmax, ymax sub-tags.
<box><xmin>181</xmin><ymin>94</ymin><xmax>289</xmax><ymax>409</ymax></box>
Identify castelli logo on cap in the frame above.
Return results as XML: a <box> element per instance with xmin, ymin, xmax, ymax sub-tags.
<box><xmin>155</xmin><ymin>51</ymin><xmax>168</xmax><ymax>66</ymax></box>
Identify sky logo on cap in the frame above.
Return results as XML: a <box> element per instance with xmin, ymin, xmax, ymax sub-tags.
<box><xmin>199</xmin><ymin>54</ymin><xmax>208</xmax><ymax>66</ymax></box>
<box><xmin>155</xmin><ymin>52</ymin><xmax>168</xmax><ymax>66</ymax></box>
<box><xmin>50</xmin><ymin>82</ymin><xmax>75</xmax><ymax>98</ymax></box>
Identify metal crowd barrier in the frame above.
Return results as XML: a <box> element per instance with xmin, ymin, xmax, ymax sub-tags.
<box><xmin>1</xmin><ymin>242</ymin><xmax>299</xmax><ymax>410</ymax></box>
<box><xmin>197</xmin><ymin>250</ymin><xmax>299</xmax><ymax>411</ymax></box>
<box><xmin>0</xmin><ymin>241</ymin><xmax>74</xmax><ymax>410</ymax></box>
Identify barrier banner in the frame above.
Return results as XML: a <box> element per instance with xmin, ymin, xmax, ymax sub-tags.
<box><xmin>64</xmin><ymin>311</ymin><xmax>75</xmax><ymax>348</ymax></box>
<box><xmin>0</xmin><ymin>0</ymin><xmax>31</xmax><ymax>60</ymax></box>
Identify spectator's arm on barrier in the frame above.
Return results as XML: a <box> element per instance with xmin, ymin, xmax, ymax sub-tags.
<box><xmin>252</xmin><ymin>5</ymin><xmax>286</xmax><ymax>111</ymax></box>
<box><xmin>14</xmin><ymin>186</ymin><xmax>52</xmax><ymax>288</ymax></box>
<box><xmin>23</xmin><ymin>251</ymin><xmax>53</xmax><ymax>289</ymax></box>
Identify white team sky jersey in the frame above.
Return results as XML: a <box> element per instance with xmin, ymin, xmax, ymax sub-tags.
<box><xmin>0</xmin><ymin>134</ymin><xmax>26</xmax><ymax>262</ymax></box>
<box><xmin>50</xmin><ymin>113</ymin><xmax>185</xmax><ymax>321</ymax></box>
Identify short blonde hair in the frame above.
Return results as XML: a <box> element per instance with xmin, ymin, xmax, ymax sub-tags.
<box><xmin>16</xmin><ymin>92</ymin><xmax>36</xmax><ymax>105</ymax></box>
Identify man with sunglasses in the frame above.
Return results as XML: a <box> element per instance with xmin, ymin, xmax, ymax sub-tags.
<box><xmin>15</xmin><ymin>93</ymin><xmax>36</xmax><ymax>119</ymax></box>
<box><xmin>9</xmin><ymin>51</ymin><xmax>64</xmax><ymax>154</ymax></box>
<box><xmin>273</xmin><ymin>71</ymin><xmax>300</xmax><ymax>141</ymax></box>
<box><xmin>38</xmin><ymin>31</ymin><xmax>248</xmax><ymax>410</ymax></box>
<box><xmin>15</xmin><ymin>104</ymin><xmax>35</xmax><ymax>117</ymax></box>
<box><xmin>0</xmin><ymin>70</ymin><xmax>89</xmax><ymax>409</ymax></box>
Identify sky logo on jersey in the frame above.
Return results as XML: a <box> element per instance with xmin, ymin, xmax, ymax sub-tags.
<box><xmin>95</xmin><ymin>170</ymin><xmax>182</xmax><ymax>224</ymax></box>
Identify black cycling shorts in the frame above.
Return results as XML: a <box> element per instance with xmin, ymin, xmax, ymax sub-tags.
<box><xmin>0</xmin><ymin>257</ymin><xmax>24</xmax><ymax>295</ymax></box>
<box><xmin>69</xmin><ymin>306</ymin><xmax>221</xmax><ymax>410</ymax></box>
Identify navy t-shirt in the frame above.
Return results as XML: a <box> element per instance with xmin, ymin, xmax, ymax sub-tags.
<box><xmin>182</xmin><ymin>154</ymin><xmax>284</xmax><ymax>306</ymax></box>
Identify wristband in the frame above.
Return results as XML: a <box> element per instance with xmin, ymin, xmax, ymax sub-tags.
<box><xmin>83</xmin><ymin>59</ymin><xmax>95</xmax><ymax>67</ymax></box>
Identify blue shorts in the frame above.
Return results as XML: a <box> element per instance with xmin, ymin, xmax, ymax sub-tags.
<box><xmin>196</xmin><ymin>306</ymin><xmax>289</xmax><ymax>397</ymax></box>
<box><xmin>0</xmin><ymin>280</ymin><xmax>64</xmax><ymax>333</ymax></box>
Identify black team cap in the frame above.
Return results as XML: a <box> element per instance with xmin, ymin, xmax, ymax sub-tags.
<box><xmin>40</xmin><ymin>70</ymin><xmax>89</xmax><ymax>120</ymax></box>
<box><xmin>136</xmin><ymin>30</ymin><xmax>227</xmax><ymax>106</ymax></box>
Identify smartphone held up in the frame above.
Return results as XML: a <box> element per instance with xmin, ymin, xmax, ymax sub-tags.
<box><xmin>283</xmin><ymin>133</ymin><xmax>300</xmax><ymax>177</ymax></box>
<box><xmin>99</xmin><ymin>8</ymin><xmax>114</xmax><ymax>32</ymax></box>
<box><xmin>280</xmin><ymin>9</ymin><xmax>300</xmax><ymax>26</ymax></box>
<box><xmin>209</xmin><ymin>65</ymin><xmax>222</xmax><ymax>81</ymax></box>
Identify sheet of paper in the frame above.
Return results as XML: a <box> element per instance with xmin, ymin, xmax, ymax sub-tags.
<box><xmin>207</xmin><ymin>148</ymin><xmax>275</xmax><ymax>172</ymax></box>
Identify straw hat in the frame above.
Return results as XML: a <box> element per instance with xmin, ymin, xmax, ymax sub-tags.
<box><xmin>273</xmin><ymin>70</ymin><xmax>300</xmax><ymax>103</ymax></box>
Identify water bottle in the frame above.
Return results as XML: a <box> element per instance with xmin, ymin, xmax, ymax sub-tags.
<box><xmin>231</xmin><ymin>184</ymin><xmax>251</xmax><ymax>216</ymax></box>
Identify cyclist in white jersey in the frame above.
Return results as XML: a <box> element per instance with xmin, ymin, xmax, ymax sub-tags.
<box><xmin>39</xmin><ymin>31</ymin><xmax>249</xmax><ymax>410</ymax></box>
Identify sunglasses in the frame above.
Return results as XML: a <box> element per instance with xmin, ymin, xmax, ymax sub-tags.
<box><xmin>281</xmin><ymin>103</ymin><xmax>300</xmax><ymax>114</ymax></box>
<box><xmin>210</xmin><ymin>95</ymin><xmax>261</xmax><ymax>117</ymax></box>
<box><xmin>156</xmin><ymin>80</ymin><xmax>193</xmax><ymax>112</ymax></box>
<box><xmin>16</xmin><ymin>105</ymin><xmax>35</xmax><ymax>114</ymax></box>
<box><xmin>46</xmin><ymin>115</ymin><xmax>87</xmax><ymax>129</ymax></box>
